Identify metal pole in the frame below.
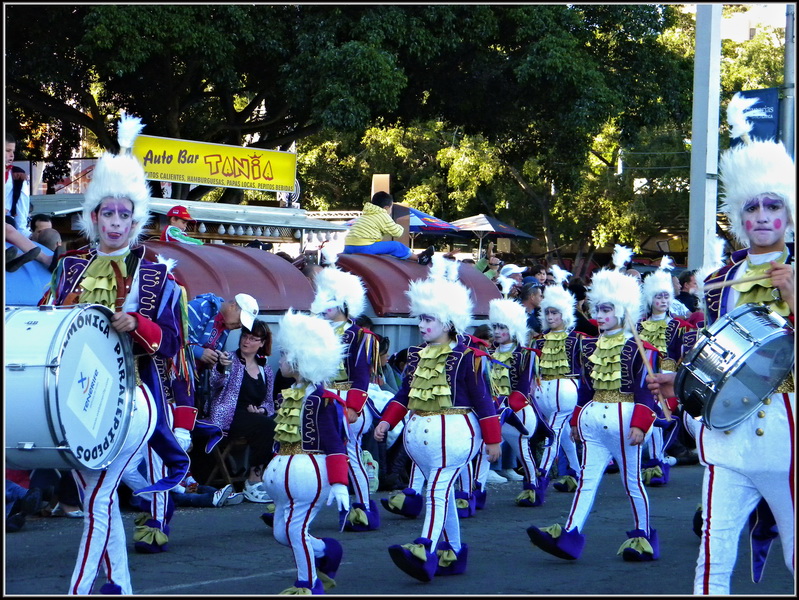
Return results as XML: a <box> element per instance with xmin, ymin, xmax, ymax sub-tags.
<box><xmin>687</xmin><ymin>4</ymin><xmax>722</xmax><ymax>270</ymax></box>
<box><xmin>781</xmin><ymin>3</ymin><xmax>795</xmax><ymax>159</ymax></box>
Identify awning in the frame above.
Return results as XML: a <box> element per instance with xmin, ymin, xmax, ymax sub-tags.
<box><xmin>28</xmin><ymin>194</ymin><xmax>347</xmax><ymax>232</ymax></box>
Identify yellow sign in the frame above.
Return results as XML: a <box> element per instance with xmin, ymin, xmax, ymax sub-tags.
<box><xmin>132</xmin><ymin>135</ymin><xmax>297</xmax><ymax>193</ymax></box>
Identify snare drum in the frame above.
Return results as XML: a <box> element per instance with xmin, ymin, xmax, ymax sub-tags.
<box><xmin>5</xmin><ymin>304</ymin><xmax>136</xmax><ymax>470</ymax></box>
<box><xmin>675</xmin><ymin>303</ymin><xmax>794</xmax><ymax>430</ymax></box>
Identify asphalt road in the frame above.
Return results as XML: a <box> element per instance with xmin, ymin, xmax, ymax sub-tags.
<box><xmin>5</xmin><ymin>463</ymin><xmax>794</xmax><ymax>596</ymax></box>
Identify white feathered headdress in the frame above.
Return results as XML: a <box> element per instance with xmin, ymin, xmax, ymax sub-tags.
<box><xmin>407</xmin><ymin>254</ymin><xmax>473</xmax><ymax>336</ymax></box>
<box><xmin>642</xmin><ymin>255</ymin><xmax>675</xmax><ymax>311</ymax></box>
<box><xmin>81</xmin><ymin>112</ymin><xmax>151</xmax><ymax>244</ymax></box>
<box><xmin>549</xmin><ymin>264</ymin><xmax>572</xmax><ymax>287</ymax></box>
<box><xmin>695</xmin><ymin>236</ymin><xmax>728</xmax><ymax>296</ymax></box>
<box><xmin>719</xmin><ymin>92</ymin><xmax>795</xmax><ymax>246</ymax></box>
<box><xmin>588</xmin><ymin>245</ymin><xmax>642</xmax><ymax>332</ymax></box>
<box><xmin>310</xmin><ymin>247</ymin><xmax>367</xmax><ymax>319</ymax></box>
<box><xmin>275</xmin><ymin>310</ymin><xmax>346</xmax><ymax>385</ymax></box>
<box><xmin>539</xmin><ymin>284</ymin><xmax>577</xmax><ymax>332</ymax></box>
<box><xmin>489</xmin><ymin>298</ymin><xmax>529</xmax><ymax>345</ymax></box>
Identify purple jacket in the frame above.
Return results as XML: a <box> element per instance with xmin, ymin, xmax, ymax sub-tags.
<box><xmin>207</xmin><ymin>351</ymin><xmax>275</xmax><ymax>432</ymax></box>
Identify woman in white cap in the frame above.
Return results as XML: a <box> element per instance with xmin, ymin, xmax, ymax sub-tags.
<box><xmin>262</xmin><ymin>310</ymin><xmax>351</xmax><ymax>594</ymax></box>
<box><xmin>531</xmin><ymin>267</ymin><xmax>585</xmax><ymax>505</ymax></box>
<box><xmin>527</xmin><ymin>245</ymin><xmax>662</xmax><ymax>562</ymax></box>
<box><xmin>311</xmin><ymin>248</ymin><xmax>381</xmax><ymax>532</ymax></box>
<box><xmin>636</xmin><ymin>256</ymin><xmax>693</xmax><ymax>487</ymax></box>
<box><xmin>374</xmin><ymin>255</ymin><xmax>501</xmax><ymax>582</ymax></box>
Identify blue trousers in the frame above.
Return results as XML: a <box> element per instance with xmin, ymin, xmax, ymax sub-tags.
<box><xmin>343</xmin><ymin>241</ymin><xmax>413</xmax><ymax>260</ymax></box>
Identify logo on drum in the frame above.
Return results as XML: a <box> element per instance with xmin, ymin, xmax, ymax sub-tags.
<box><xmin>80</xmin><ymin>369</ymin><xmax>101</xmax><ymax>413</ymax></box>
<box><xmin>79</xmin><ymin>372</ymin><xmax>90</xmax><ymax>394</ymax></box>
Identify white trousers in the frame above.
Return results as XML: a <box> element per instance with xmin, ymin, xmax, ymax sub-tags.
<box><xmin>404</xmin><ymin>412</ymin><xmax>481</xmax><ymax>551</ymax></box>
<box><xmin>263</xmin><ymin>453</ymin><xmax>330</xmax><ymax>585</ymax></box>
<box><xmin>566</xmin><ymin>400</ymin><xmax>651</xmax><ymax>535</ymax></box>
<box><xmin>69</xmin><ymin>386</ymin><xmax>157</xmax><ymax>595</ymax></box>
<box><xmin>693</xmin><ymin>392</ymin><xmax>795</xmax><ymax>595</ymax></box>
<box><xmin>345</xmin><ymin>408</ymin><xmax>373</xmax><ymax>504</ymax></box>
<box><xmin>536</xmin><ymin>379</ymin><xmax>580</xmax><ymax>476</ymax></box>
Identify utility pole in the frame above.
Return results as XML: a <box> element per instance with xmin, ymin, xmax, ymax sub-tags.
<box><xmin>781</xmin><ymin>3</ymin><xmax>795</xmax><ymax>159</ymax></box>
<box><xmin>687</xmin><ymin>4</ymin><xmax>722</xmax><ymax>271</ymax></box>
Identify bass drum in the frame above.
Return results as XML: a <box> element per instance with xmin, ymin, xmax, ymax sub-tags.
<box><xmin>675</xmin><ymin>303</ymin><xmax>794</xmax><ymax>430</ymax></box>
<box><xmin>5</xmin><ymin>304</ymin><xmax>136</xmax><ymax>470</ymax></box>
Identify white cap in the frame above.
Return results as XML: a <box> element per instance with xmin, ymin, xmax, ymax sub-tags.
<box><xmin>235</xmin><ymin>293</ymin><xmax>259</xmax><ymax>330</ymax></box>
<box><xmin>500</xmin><ymin>264</ymin><xmax>525</xmax><ymax>278</ymax></box>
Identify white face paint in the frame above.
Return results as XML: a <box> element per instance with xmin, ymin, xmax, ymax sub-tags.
<box><xmin>595</xmin><ymin>303</ymin><xmax>620</xmax><ymax>332</ymax></box>
<box><xmin>492</xmin><ymin>324</ymin><xmax>511</xmax><ymax>345</ymax></box>
<box><xmin>544</xmin><ymin>307</ymin><xmax>564</xmax><ymax>331</ymax></box>
<box><xmin>651</xmin><ymin>291</ymin><xmax>670</xmax><ymax>315</ymax></box>
<box><xmin>418</xmin><ymin>314</ymin><xmax>449</xmax><ymax>344</ymax></box>
<box><xmin>93</xmin><ymin>197</ymin><xmax>134</xmax><ymax>253</ymax></box>
<box><xmin>321</xmin><ymin>306</ymin><xmax>345</xmax><ymax>322</ymax></box>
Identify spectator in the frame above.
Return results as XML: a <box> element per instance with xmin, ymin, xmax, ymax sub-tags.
<box><xmin>675</xmin><ymin>269</ymin><xmax>700</xmax><ymax>313</ymax></box>
<box><xmin>160</xmin><ymin>205</ymin><xmax>203</xmax><ymax>245</ymax></box>
<box><xmin>5</xmin><ymin>480</ymin><xmax>42</xmax><ymax>533</ymax></box>
<box><xmin>499</xmin><ymin>264</ymin><xmax>526</xmax><ymax>298</ymax></box>
<box><xmin>568</xmin><ymin>278</ymin><xmax>599</xmax><ymax>337</ymax></box>
<box><xmin>5</xmin><ymin>133</ymin><xmax>31</xmax><ymax>237</ymax></box>
<box><xmin>518</xmin><ymin>282</ymin><xmax>544</xmax><ymax>340</ymax></box>
<box><xmin>171</xmin><ymin>476</ymin><xmax>243</xmax><ymax>509</ymax></box>
<box><xmin>29</xmin><ymin>214</ymin><xmax>53</xmax><ymax>241</ymax></box>
<box><xmin>625</xmin><ymin>268</ymin><xmax>643</xmax><ymax>283</ymax></box>
<box><xmin>530</xmin><ymin>263</ymin><xmax>548</xmax><ymax>286</ymax></box>
<box><xmin>209</xmin><ymin>319</ymin><xmax>276</xmax><ymax>503</ymax></box>
<box><xmin>343</xmin><ymin>191</ymin><xmax>435</xmax><ymax>264</ymax></box>
<box><xmin>475</xmin><ymin>241</ymin><xmax>502</xmax><ymax>280</ymax></box>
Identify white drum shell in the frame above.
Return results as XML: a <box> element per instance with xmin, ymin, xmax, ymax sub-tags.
<box><xmin>5</xmin><ymin>305</ymin><xmax>136</xmax><ymax>470</ymax></box>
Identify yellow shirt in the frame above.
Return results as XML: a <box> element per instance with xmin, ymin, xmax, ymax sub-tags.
<box><xmin>345</xmin><ymin>203</ymin><xmax>405</xmax><ymax>246</ymax></box>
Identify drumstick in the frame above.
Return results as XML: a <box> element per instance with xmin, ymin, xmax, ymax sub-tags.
<box><xmin>702</xmin><ymin>272</ymin><xmax>772</xmax><ymax>291</ymax></box>
<box><xmin>626</xmin><ymin>317</ymin><xmax>673</xmax><ymax>421</ymax></box>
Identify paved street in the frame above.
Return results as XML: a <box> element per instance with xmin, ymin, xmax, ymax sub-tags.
<box><xmin>5</xmin><ymin>463</ymin><xmax>794</xmax><ymax>596</ymax></box>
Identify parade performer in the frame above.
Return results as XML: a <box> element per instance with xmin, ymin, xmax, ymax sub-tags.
<box><xmin>262</xmin><ymin>310</ymin><xmax>351</xmax><ymax>594</ymax></box>
<box><xmin>636</xmin><ymin>256</ymin><xmax>694</xmax><ymax>487</ymax></box>
<box><xmin>649</xmin><ymin>92</ymin><xmax>794</xmax><ymax>594</ymax></box>
<box><xmin>374</xmin><ymin>255</ymin><xmax>502</xmax><ymax>582</ymax></box>
<box><xmin>527</xmin><ymin>245</ymin><xmax>662</xmax><ymax>562</ymax></box>
<box><xmin>41</xmin><ymin>113</ymin><xmax>189</xmax><ymax>594</ymax></box>
<box><xmin>531</xmin><ymin>266</ymin><xmax>585</xmax><ymax>504</ymax></box>
<box><xmin>311</xmin><ymin>248</ymin><xmax>381</xmax><ymax>532</ymax></box>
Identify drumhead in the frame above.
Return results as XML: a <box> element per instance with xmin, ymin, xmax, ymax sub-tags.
<box><xmin>51</xmin><ymin>304</ymin><xmax>137</xmax><ymax>469</ymax></box>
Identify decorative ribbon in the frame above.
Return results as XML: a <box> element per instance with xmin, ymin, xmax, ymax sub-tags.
<box><xmin>489</xmin><ymin>349</ymin><xmax>513</xmax><ymax>397</ymax></box>
<box><xmin>400</xmin><ymin>542</ymin><xmax>430</xmax><ymax>562</ymax></box>
<box><xmin>553</xmin><ymin>475</ymin><xmax>578</xmax><ymax>492</ymax></box>
<box><xmin>133</xmin><ymin>524</ymin><xmax>169</xmax><ymax>546</ymax></box>
<box><xmin>279</xmin><ymin>585</ymin><xmax>313</xmax><ymax>595</ymax></box>
<box><xmin>387</xmin><ymin>493</ymin><xmax>405</xmax><ymax>511</ymax></box>
<box><xmin>617</xmin><ymin>536</ymin><xmax>654</xmax><ymax>556</ymax></box>
<box><xmin>437</xmin><ymin>549</ymin><xmax>458</xmax><ymax>567</ymax></box>
<box><xmin>516</xmin><ymin>489</ymin><xmax>537</xmax><ymax>505</ymax></box>
<box><xmin>347</xmin><ymin>506</ymin><xmax>369</xmax><ymax>527</ymax></box>
<box><xmin>540</xmin><ymin>523</ymin><xmax>563</xmax><ymax>539</ymax></box>
<box><xmin>590</xmin><ymin>331</ymin><xmax>626</xmax><ymax>390</ymax></box>
<box><xmin>642</xmin><ymin>465</ymin><xmax>663</xmax><ymax>485</ymax></box>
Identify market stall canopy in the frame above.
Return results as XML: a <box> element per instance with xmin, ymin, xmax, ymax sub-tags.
<box><xmin>334</xmin><ymin>253</ymin><xmax>500</xmax><ymax>317</ymax></box>
<box><xmin>450</xmin><ymin>213</ymin><xmax>535</xmax><ymax>254</ymax></box>
<box><xmin>142</xmin><ymin>241</ymin><xmax>314</xmax><ymax>311</ymax></box>
<box><xmin>28</xmin><ymin>194</ymin><xmax>347</xmax><ymax>232</ymax></box>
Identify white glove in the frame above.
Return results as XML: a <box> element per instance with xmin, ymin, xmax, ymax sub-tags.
<box><xmin>174</xmin><ymin>427</ymin><xmax>192</xmax><ymax>452</ymax></box>
<box><xmin>326</xmin><ymin>483</ymin><xmax>350</xmax><ymax>512</ymax></box>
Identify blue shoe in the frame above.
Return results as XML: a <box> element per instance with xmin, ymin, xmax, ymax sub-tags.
<box><xmin>620</xmin><ymin>528</ymin><xmax>659</xmax><ymax>562</ymax></box>
<box><xmin>516</xmin><ymin>481</ymin><xmax>539</xmax><ymax>507</ymax></box>
<box><xmin>133</xmin><ymin>519</ymin><xmax>169</xmax><ymax>554</ymax></box>
<box><xmin>287</xmin><ymin>578</ymin><xmax>325</xmax><ymax>594</ymax></box>
<box><xmin>98</xmin><ymin>583</ymin><xmax>123</xmax><ymax>594</ymax></box>
<box><xmin>380</xmin><ymin>488</ymin><xmax>423</xmax><ymax>519</ymax></box>
<box><xmin>388</xmin><ymin>537</ymin><xmax>437</xmax><ymax>582</ymax></box>
<box><xmin>455</xmin><ymin>490</ymin><xmax>476</xmax><ymax>518</ymax></box>
<box><xmin>343</xmin><ymin>499</ymin><xmax>381</xmax><ymax>532</ymax></box>
<box><xmin>527</xmin><ymin>525</ymin><xmax>585</xmax><ymax>560</ymax></box>
<box><xmin>473</xmin><ymin>484</ymin><xmax>487</xmax><ymax>510</ymax></box>
<box><xmin>435</xmin><ymin>541</ymin><xmax>469</xmax><ymax>576</ymax></box>
<box><xmin>260</xmin><ymin>512</ymin><xmax>274</xmax><ymax>528</ymax></box>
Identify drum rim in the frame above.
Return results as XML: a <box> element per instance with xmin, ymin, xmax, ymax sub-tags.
<box><xmin>49</xmin><ymin>303</ymin><xmax>137</xmax><ymax>470</ymax></box>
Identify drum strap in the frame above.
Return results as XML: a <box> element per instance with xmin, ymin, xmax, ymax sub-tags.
<box><xmin>109</xmin><ymin>259</ymin><xmax>132</xmax><ymax>312</ymax></box>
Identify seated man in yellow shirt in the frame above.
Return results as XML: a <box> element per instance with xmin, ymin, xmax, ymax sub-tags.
<box><xmin>343</xmin><ymin>192</ymin><xmax>434</xmax><ymax>264</ymax></box>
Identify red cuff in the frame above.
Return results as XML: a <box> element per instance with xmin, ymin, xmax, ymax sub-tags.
<box><xmin>326</xmin><ymin>453</ymin><xmax>349</xmax><ymax>486</ymax></box>
<box><xmin>345</xmin><ymin>388</ymin><xmax>369</xmax><ymax>413</ymax></box>
<box><xmin>569</xmin><ymin>405</ymin><xmax>583</xmax><ymax>428</ymax></box>
<box><xmin>173</xmin><ymin>406</ymin><xmax>198</xmax><ymax>431</ymax></box>
<box><xmin>128</xmin><ymin>313</ymin><xmax>162</xmax><ymax>354</ymax></box>
<box><xmin>630</xmin><ymin>404</ymin><xmax>657</xmax><ymax>433</ymax></box>
<box><xmin>666</xmin><ymin>397</ymin><xmax>679</xmax><ymax>413</ymax></box>
<box><xmin>479</xmin><ymin>415</ymin><xmax>502</xmax><ymax>445</ymax></box>
<box><xmin>508</xmin><ymin>390</ymin><xmax>529</xmax><ymax>412</ymax></box>
<box><xmin>380</xmin><ymin>401</ymin><xmax>408</xmax><ymax>428</ymax></box>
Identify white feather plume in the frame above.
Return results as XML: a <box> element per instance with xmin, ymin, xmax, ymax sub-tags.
<box><xmin>726</xmin><ymin>93</ymin><xmax>768</xmax><ymax>141</ymax></box>
<box><xmin>496</xmin><ymin>275</ymin><xmax>515</xmax><ymax>298</ymax></box>
<box><xmin>612</xmin><ymin>244</ymin><xmax>633</xmax><ymax>271</ymax></box>
<box><xmin>117</xmin><ymin>111</ymin><xmax>145</xmax><ymax>152</ymax></box>
<box><xmin>658</xmin><ymin>255</ymin><xmax>674</xmax><ymax>272</ymax></box>
<box><xmin>695</xmin><ymin>236</ymin><xmax>728</xmax><ymax>295</ymax></box>
<box><xmin>321</xmin><ymin>245</ymin><xmax>339</xmax><ymax>268</ymax></box>
<box><xmin>155</xmin><ymin>254</ymin><xmax>177</xmax><ymax>274</ymax></box>
<box><xmin>550</xmin><ymin>264</ymin><xmax>572</xmax><ymax>286</ymax></box>
<box><xmin>445</xmin><ymin>257</ymin><xmax>460</xmax><ymax>283</ymax></box>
